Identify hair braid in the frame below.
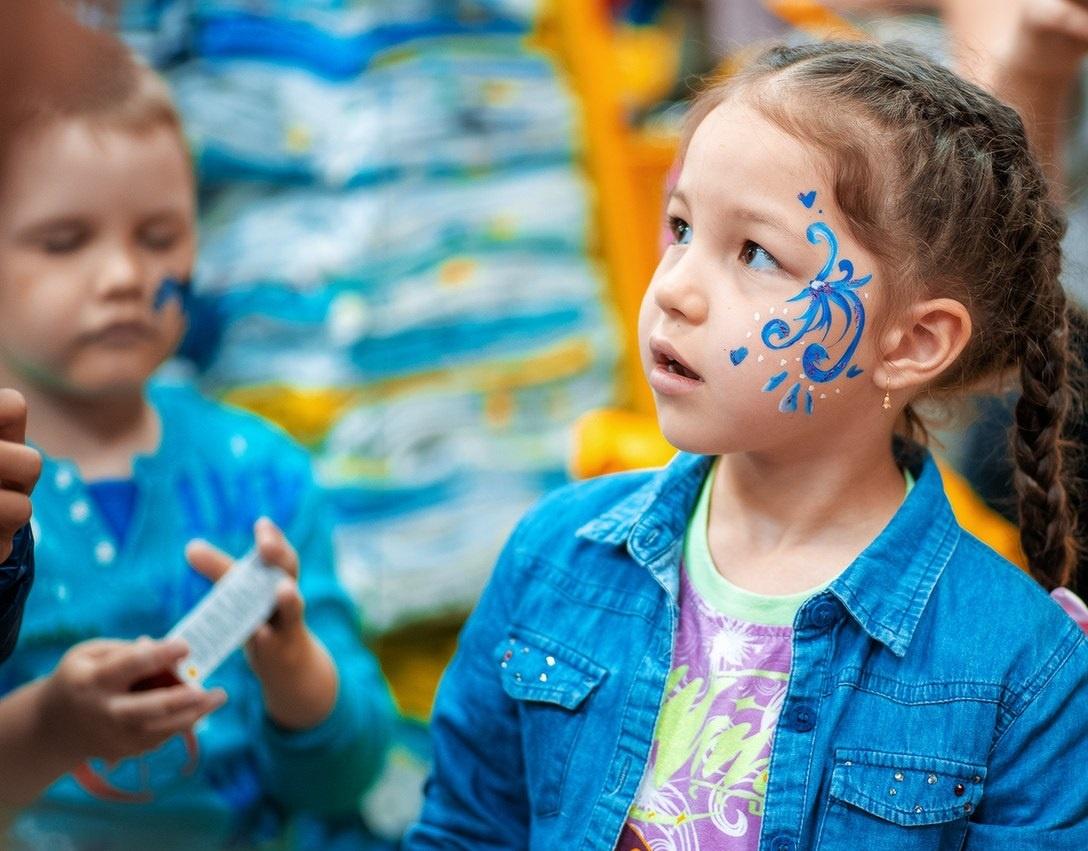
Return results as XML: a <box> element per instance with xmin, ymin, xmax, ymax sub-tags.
<box><xmin>1013</xmin><ymin>287</ymin><xmax>1076</xmax><ymax>589</ymax></box>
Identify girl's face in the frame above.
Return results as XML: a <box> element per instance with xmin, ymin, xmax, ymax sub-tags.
<box><xmin>0</xmin><ymin>118</ymin><xmax>195</xmax><ymax>399</ymax></box>
<box><xmin>639</xmin><ymin>99</ymin><xmax>888</xmax><ymax>456</ymax></box>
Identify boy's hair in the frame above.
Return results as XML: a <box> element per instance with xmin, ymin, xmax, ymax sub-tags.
<box><xmin>1</xmin><ymin>0</ymin><xmax>184</xmax><ymax>175</ymax></box>
<box><xmin>683</xmin><ymin>40</ymin><xmax>1077</xmax><ymax>591</ymax></box>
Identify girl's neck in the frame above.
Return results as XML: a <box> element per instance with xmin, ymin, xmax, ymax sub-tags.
<box><xmin>19</xmin><ymin>382</ymin><xmax>160</xmax><ymax>481</ymax></box>
<box><xmin>708</xmin><ymin>427</ymin><xmax>908</xmax><ymax>595</ymax></box>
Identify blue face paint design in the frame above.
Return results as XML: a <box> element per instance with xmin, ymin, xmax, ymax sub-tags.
<box><xmin>754</xmin><ymin>205</ymin><xmax>872</xmax><ymax>415</ymax></box>
<box><xmin>779</xmin><ymin>382</ymin><xmax>801</xmax><ymax>413</ymax></box>
<box><xmin>729</xmin><ymin>347</ymin><xmax>749</xmax><ymax>366</ymax></box>
<box><xmin>153</xmin><ymin>276</ymin><xmax>191</xmax><ymax>312</ymax></box>
<box><xmin>798</xmin><ymin>190</ymin><xmax>817</xmax><ymax>209</ymax></box>
<box><xmin>764</xmin><ymin>371</ymin><xmax>789</xmax><ymax>392</ymax></box>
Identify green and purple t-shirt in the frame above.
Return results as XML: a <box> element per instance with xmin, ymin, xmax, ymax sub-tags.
<box><xmin>617</xmin><ymin>463</ymin><xmax>913</xmax><ymax>851</ymax></box>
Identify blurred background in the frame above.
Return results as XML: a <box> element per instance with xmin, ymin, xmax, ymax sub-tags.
<box><xmin>45</xmin><ymin>0</ymin><xmax>1088</xmax><ymax>844</ymax></box>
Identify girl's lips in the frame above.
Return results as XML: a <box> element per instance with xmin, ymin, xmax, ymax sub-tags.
<box><xmin>649</xmin><ymin>363</ymin><xmax>704</xmax><ymax>396</ymax></box>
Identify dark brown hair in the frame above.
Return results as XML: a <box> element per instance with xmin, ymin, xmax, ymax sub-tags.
<box><xmin>684</xmin><ymin>41</ymin><xmax>1077</xmax><ymax>590</ymax></box>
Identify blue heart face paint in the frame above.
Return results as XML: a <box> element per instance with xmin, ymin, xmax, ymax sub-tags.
<box><xmin>798</xmin><ymin>190</ymin><xmax>817</xmax><ymax>209</ymax></box>
<box><xmin>153</xmin><ymin>276</ymin><xmax>191</xmax><ymax>313</ymax></box>
<box><xmin>729</xmin><ymin>347</ymin><xmax>749</xmax><ymax>366</ymax></box>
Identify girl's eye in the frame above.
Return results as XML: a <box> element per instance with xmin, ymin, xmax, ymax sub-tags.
<box><xmin>741</xmin><ymin>240</ymin><xmax>780</xmax><ymax>271</ymax></box>
<box><xmin>669</xmin><ymin>216</ymin><xmax>692</xmax><ymax>246</ymax></box>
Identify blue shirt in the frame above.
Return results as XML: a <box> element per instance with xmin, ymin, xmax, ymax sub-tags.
<box><xmin>85</xmin><ymin>479</ymin><xmax>138</xmax><ymax>548</ymax></box>
<box><xmin>4</xmin><ymin>382</ymin><xmax>394</xmax><ymax>850</ymax></box>
<box><xmin>406</xmin><ymin>449</ymin><xmax>1088</xmax><ymax>850</ymax></box>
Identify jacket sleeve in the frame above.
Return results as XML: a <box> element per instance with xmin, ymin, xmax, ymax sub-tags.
<box><xmin>964</xmin><ymin>625</ymin><xmax>1088</xmax><ymax>847</ymax></box>
<box><xmin>403</xmin><ymin>520</ymin><xmax>530</xmax><ymax>849</ymax></box>
<box><xmin>0</xmin><ymin>524</ymin><xmax>33</xmax><ymax>666</ymax></box>
<box><xmin>258</xmin><ymin>467</ymin><xmax>395</xmax><ymax>814</ymax></box>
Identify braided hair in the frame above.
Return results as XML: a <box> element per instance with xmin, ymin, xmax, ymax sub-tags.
<box><xmin>684</xmin><ymin>40</ymin><xmax>1077</xmax><ymax>590</ymax></box>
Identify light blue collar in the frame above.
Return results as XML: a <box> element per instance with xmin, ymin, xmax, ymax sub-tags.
<box><xmin>578</xmin><ymin>448</ymin><xmax>960</xmax><ymax>657</ymax></box>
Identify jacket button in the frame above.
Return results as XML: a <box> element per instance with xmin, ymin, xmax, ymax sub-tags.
<box><xmin>953</xmin><ymin>783</ymin><xmax>965</xmax><ymax>796</ymax></box>
<box><xmin>789</xmin><ymin>703</ymin><xmax>816</xmax><ymax>732</ymax></box>
<box><xmin>808</xmin><ymin>598</ymin><xmax>841</xmax><ymax>631</ymax></box>
<box><xmin>768</xmin><ymin>834</ymin><xmax>794</xmax><ymax>851</ymax></box>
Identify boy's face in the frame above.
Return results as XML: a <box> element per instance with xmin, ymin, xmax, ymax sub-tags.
<box><xmin>0</xmin><ymin>118</ymin><xmax>195</xmax><ymax>399</ymax></box>
<box><xmin>638</xmin><ymin>99</ymin><xmax>888</xmax><ymax>456</ymax></box>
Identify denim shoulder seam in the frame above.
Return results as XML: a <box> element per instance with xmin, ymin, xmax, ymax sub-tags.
<box><xmin>990</xmin><ymin>621</ymin><xmax>1086</xmax><ymax>751</ymax></box>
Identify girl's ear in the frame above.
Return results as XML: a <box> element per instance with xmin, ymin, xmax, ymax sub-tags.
<box><xmin>875</xmin><ymin>298</ymin><xmax>972</xmax><ymax>392</ymax></box>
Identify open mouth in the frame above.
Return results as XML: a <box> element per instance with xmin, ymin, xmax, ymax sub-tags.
<box><xmin>651</xmin><ymin>340</ymin><xmax>703</xmax><ymax>381</ymax></box>
<box><xmin>663</xmin><ymin>357</ymin><xmax>700</xmax><ymax>380</ymax></box>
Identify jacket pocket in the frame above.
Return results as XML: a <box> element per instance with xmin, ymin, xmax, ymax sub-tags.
<box><xmin>496</xmin><ymin>627</ymin><xmax>606</xmax><ymax>817</ymax></box>
<box><xmin>816</xmin><ymin>749</ymin><xmax>985</xmax><ymax>851</ymax></box>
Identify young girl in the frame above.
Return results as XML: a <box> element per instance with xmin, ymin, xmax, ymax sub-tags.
<box><xmin>0</xmin><ymin>15</ymin><xmax>392</xmax><ymax>850</ymax></box>
<box><xmin>406</xmin><ymin>41</ymin><xmax>1088</xmax><ymax>849</ymax></box>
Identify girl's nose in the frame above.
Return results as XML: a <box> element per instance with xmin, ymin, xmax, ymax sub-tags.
<box><xmin>653</xmin><ymin>260</ymin><xmax>709</xmax><ymax>325</ymax></box>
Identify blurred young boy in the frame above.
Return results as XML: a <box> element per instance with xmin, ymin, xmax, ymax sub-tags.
<box><xmin>0</xmin><ymin>9</ymin><xmax>392</xmax><ymax>848</ymax></box>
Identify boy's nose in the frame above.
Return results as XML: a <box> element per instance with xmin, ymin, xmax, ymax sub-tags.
<box><xmin>95</xmin><ymin>243</ymin><xmax>146</xmax><ymax>299</ymax></box>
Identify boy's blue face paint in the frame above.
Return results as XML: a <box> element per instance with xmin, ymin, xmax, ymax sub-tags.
<box><xmin>729</xmin><ymin>347</ymin><xmax>749</xmax><ymax>366</ymax></box>
<box><xmin>749</xmin><ymin>193</ymin><xmax>873</xmax><ymax>415</ymax></box>
<box><xmin>153</xmin><ymin>276</ymin><xmax>191</xmax><ymax>313</ymax></box>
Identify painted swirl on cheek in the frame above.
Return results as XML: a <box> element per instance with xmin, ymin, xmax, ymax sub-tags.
<box><xmin>759</xmin><ymin>216</ymin><xmax>872</xmax><ymax>414</ymax></box>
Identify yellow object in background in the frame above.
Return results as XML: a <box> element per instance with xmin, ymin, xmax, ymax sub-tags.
<box><xmin>763</xmin><ymin>0</ymin><xmax>862</xmax><ymax>37</ymax></box>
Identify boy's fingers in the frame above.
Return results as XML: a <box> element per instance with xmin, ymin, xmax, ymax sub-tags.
<box><xmin>140</xmin><ymin>690</ymin><xmax>227</xmax><ymax>735</ymax></box>
<box><xmin>254</xmin><ymin>518</ymin><xmax>298</xmax><ymax>579</ymax></box>
<box><xmin>108</xmin><ymin>683</ymin><xmax>206</xmax><ymax>725</ymax></box>
<box><xmin>270</xmin><ymin>582</ymin><xmax>303</xmax><ymax>627</ymax></box>
<box><xmin>185</xmin><ymin>539</ymin><xmax>233</xmax><ymax>583</ymax></box>
<box><xmin>0</xmin><ymin>389</ymin><xmax>28</xmax><ymax>444</ymax></box>
<box><xmin>100</xmin><ymin>638</ymin><xmax>188</xmax><ymax>690</ymax></box>
<box><xmin>0</xmin><ymin>442</ymin><xmax>42</xmax><ymax>494</ymax></box>
<box><xmin>112</xmin><ymin>686</ymin><xmax>226</xmax><ymax>733</ymax></box>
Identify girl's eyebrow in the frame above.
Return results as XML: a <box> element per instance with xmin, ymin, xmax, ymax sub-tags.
<box><xmin>732</xmin><ymin>206</ymin><xmax>810</xmax><ymax>248</ymax></box>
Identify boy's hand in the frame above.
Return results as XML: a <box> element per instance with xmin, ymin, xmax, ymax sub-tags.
<box><xmin>186</xmin><ymin>518</ymin><xmax>308</xmax><ymax>660</ymax></box>
<box><xmin>185</xmin><ymin>519</ymin><xmax>337</xmax><ymax>730</ymax></box>
<box><xmin>40</xmin><ymin>638</ymin><xmax>226</xmax><ymax>764</ymax></box>
<box><xmin>0</xmin><ymin>389</ymin><xmax>42</xmax><ymax>562</ymax></box>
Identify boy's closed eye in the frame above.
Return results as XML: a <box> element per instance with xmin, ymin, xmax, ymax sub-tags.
<box><xmin>139</xmin><ymin>224</ymin><xmax>182</xmax><ymax>252</ymax></box>
<box><xmin>29</xmin><ymin>221</ymin><xmax>91</xmax><ymax>255</ymax></box>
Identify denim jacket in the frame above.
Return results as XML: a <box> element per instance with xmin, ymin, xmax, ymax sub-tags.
<box><xmin>406</xmin><ymin>450</ymin><xmax>1088</xmax><ymax>850</ymax></box>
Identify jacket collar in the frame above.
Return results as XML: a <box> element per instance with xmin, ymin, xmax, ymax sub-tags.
<box><xmin>577</xmin><ymin>448</ymin><xmax>961</xmax><ymax>658</ymax></box>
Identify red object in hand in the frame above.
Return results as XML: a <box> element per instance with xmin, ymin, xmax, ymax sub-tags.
<box><xmin>72</xmin><ymin>668</ymin><xmax>199</xmax><ymax>803</ymax></box>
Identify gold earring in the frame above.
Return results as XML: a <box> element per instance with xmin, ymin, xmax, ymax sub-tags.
<box><xmin>882</xmin><ymin>377</ymin><xmax>892</xmax><ymax>411</ymax></box>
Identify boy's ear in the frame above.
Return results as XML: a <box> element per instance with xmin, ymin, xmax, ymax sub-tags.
<box><xmin>875</xmin><ymin>298</ymin><xmax>972</xmax><ymax>392</ymax></box>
